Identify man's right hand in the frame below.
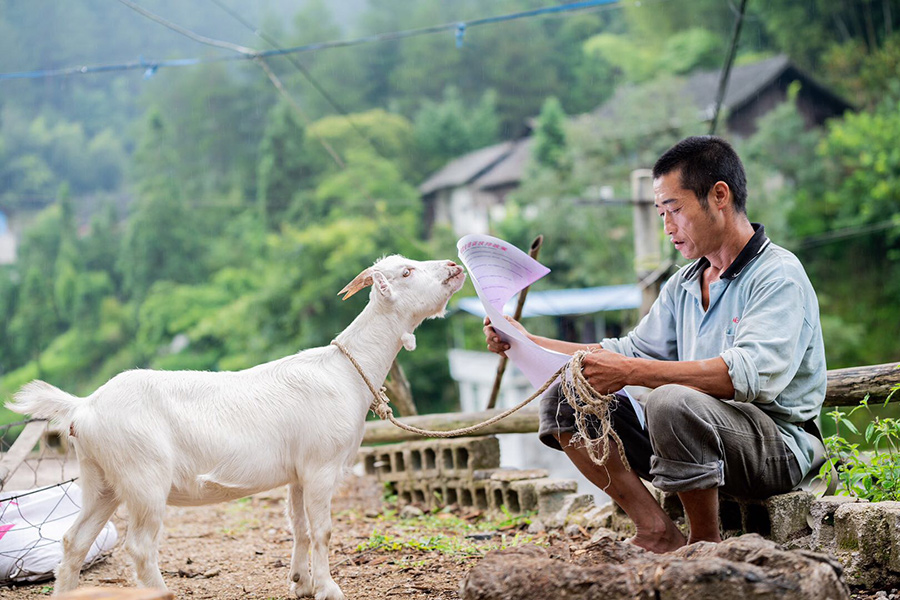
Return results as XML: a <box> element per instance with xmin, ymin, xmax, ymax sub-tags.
<box><xmin>483</xmin><ymin>316</ymin><xmax>527</xmax><ymax>357</ymax></box>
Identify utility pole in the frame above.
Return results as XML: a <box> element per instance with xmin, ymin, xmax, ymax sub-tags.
<box><xmin>631</xmin><ymin>169</ymin><xmax>661</xmax><ymax>316</ymax></box>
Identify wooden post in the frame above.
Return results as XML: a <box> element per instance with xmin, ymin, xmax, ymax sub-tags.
<box><xmin>631</xmin><ymin>169</ymin><xmax>660</xmax><ymax>316</ymax></box>
<box><xmin>384</xmin><ymin>359</ymin><xmax>417</xmax><ymax>416</ymax></box>
<box><xmin>486</xmin><ymin>235</ymin><xmax>543</xmax><ymax>410</ymax></box>
<box><xmin>0</xmin><ymin>420</ymin><xmax>47</xmax><ymax>485</ymax></box>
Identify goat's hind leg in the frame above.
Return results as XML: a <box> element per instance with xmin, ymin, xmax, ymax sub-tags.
<box><xmin>121</xmin><ymin>481</ymin><xmax>168</xmax><ymax>590</ymax></box>
<box><xmin>54</xmin><ymin>460</ymin><xmax>120</xmax><ymax>594</ymax></box>
<box><xmin>287</xmin><ymin>483</ymin><xmax>314</xmax><ymax>597</ymax></box>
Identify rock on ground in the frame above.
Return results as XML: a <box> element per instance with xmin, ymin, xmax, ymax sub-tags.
<box><xmin>460</xmin><ymin>534</ymin><xmax>850</xmax><ymax>600</ymax></box>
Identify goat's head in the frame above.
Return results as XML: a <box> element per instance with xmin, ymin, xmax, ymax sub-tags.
<box><xmin>338</xmin><ymin>255</ymin><xmax>466</xmax><ymax>345</ymax></box>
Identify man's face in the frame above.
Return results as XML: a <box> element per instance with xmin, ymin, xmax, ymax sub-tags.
<box><xmin>653</xmin><ymin>170</ymin><xmax>718</xmax><ymax>261</ymax></box>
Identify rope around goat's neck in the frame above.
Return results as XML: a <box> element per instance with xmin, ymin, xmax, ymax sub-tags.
<box><xmin>330</xmin><ymin>340</ymin><xmax>630</xmax><ymax>469</ymax></box>
<box><xmin>331</xmin><ymin>340</ymin><xmax>564</xmax><ymax>438</ymax></box>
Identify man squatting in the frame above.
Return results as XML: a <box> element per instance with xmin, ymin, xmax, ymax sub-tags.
<box><xmin>484</xmin><ymin>135</ymin><xmax>826</xmax><ymax>553</ymax></box>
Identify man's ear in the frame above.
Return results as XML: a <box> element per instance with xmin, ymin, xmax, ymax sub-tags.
<box><xmin>712</xmin><ymin>181</ymin><xmax>730</xmax><ymax>210</ymax></box>
<box><xmin>371</xmin><ymin>270</ymin><xmax>393</xmax><ymax>298</ymax></box>
<box><xmin>401</xmin><ymin>332</ymin><xmax>416</xmax><ymax>351</ymax></box>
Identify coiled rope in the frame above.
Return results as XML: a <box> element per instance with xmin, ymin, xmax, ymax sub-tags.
<box><xmin>331</xmin><ymin>341</ymin><xmax>629</xmax><ymax>469</ymax></box>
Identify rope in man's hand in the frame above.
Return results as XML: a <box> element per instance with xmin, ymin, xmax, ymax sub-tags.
<box><xmin>333</xmin><ymin>341</ymin><xmax>629</xmax><ymax>469</ymax></box>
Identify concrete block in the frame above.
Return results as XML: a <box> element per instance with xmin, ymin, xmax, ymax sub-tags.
<box><xmin>396</xmin><ymin>480</ymin><xmax>431</xmax><ymax>508</ymax></box>
<box><xmin>436</xmin><ymin>479</ymin><xmax>464</xmax><ymax>508</ymax></box>
<box><xmin>717</xmin><ymin>491</ymin><xmax>814</xmax><ymax>543</ymax></box>
<box><xmin>359</xmin><ymin>443</ymin><xmax>415</xmax><ymax>483</ymax></box>
<box><xmin>485</xmin><ymin>477</ymin><xmax>542</xmax><ymax>515</ymax></box>
<box><xmin>465</xmin><ymin>479</ymin><xmax>491</xmax><ymax>511</ymax></box>
<box><xmin>488</xmin><ymin>479</ymin><xmax>509</xmax><ymax>512</ymax></box>
<box><xmin>358</xmin><ymin>446</ymin><xmax>377</xmax><ymax>476</ymax></box>
<box><xmin>541</xmin><ymin>493</ymin><xmax>595</xmax><ymax>528</ymax></box>
<box><xmin>833</xmin><ymin>501</ymin><xmax>900</xmax><ymax>587</ymax></box>
<box><xmin>508</xmin><ymin>479</ymin><xmax>542</xmax><ymax>515</ymax></box>
<box><xmin>809</xmin><ymin>495</ymin><xmax>868</xmax><ymax>551</ymax></box>
<box><xmin>488</xmin><ymin>469</ymin><xmax>550</xmax><ymax>482</ymax></box>
<box><xmin>534</xmin><ymin>478</ymin><xmax>581</xmax><ymax>517</ymax></box>
<box><xmin>407</xmin><ymin>440</ymin><xmax>441</xmax><ymax>480</ymax></box>
<box><xmin>439</xmin><ymin>436</ymin><xmax>501</xmax><ymax>479</ymax></box>
<box><xmin>472</xmin><ymin>468</ymin><xmax>505</xmax><ymax>481</ymax></box>
<box><xmin>765</xmin><ymin>490</ymin><xmax>815</xmax><ymax>543</ymax></box>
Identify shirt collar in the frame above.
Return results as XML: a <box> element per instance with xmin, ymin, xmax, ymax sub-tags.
<box><xmin>683</xmin><ymin>223</ymin><xmax>770</xmax><ymax>281</ymax></box>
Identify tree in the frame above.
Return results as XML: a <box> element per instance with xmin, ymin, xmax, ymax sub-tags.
<box><xmin>257</xmin><ymin>100</ymin><xmax>324</xmax><ymax>229</ymax></box>
<box><xmin>8</xmin><ymin>265</ymin><xmax>56</xmax><ymax>374</ymax></box>
<box><xmin>413</xmin><ymin>87</ymin><xmax>500</xmax><ymax>173</ymax></box>
<box><xmin>532</xmin><ymin>97</ymin><xmax>568</xmax><ymax>173</ymax></box>
<box><xmin>53</xmin><ymin>186</ymin><xmax>82</xmax><ymax>325</ymax></box>
<box><xmin>757</xmin><ymin>0</ymin><xmax>900</xmax><ymax>70</ymax></box>
<box><xmin>119</xmin><ymin>110</ymin><xmax>205</xmax><ymax>301</ymax></box>
<box><xmin>312</xmin><ymin>149</ymin><xmax>421</xmax><ymax>225</ymax></box>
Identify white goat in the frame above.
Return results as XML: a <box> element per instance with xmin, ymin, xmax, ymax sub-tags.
<box><xmin>6</xmin><ymin>255</ymin><xmax>466</xmax><ymax>600</ymax></box>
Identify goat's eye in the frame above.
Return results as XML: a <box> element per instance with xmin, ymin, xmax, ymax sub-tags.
<box><xmin>402</xmin><ymin>268</ymin><xmax>411</xmax><ymax>277</ymax></box>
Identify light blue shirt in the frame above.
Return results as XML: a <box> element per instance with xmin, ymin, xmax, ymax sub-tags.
<box><xmin>601</xmin><ymin>225</ymin><xmax>827</xmax><ymax>477</ymax></box>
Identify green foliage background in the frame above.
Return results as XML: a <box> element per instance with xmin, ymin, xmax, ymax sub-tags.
<box><xmin>1</xmin><ymin>0</ymin><xmax>899</xmax><ymax>427</ymax></box>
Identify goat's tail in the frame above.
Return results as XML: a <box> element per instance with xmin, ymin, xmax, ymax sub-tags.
<box><xmin>7</xmin><ymin>380</ymin><xmax>81</xmax><ymax>429</ymax></box>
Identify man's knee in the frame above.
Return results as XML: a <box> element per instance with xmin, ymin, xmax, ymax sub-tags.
<box><xmin>644</xmin><ymin>384</ymin><xmax>721</xmax><ymax>444</ymax></box>
<box><xmin>644</xmin><ymin>384</ymin><xmax>695</xmax><ymax>422</ymax></box>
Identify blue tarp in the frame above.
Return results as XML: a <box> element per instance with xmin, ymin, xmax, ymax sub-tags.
<box><xmin>456</xmin><ymin>284</ymin><xmax>641</xmax><ymax>318</ymax></box>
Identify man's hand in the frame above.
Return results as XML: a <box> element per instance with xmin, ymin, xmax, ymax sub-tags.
<box><xmin>483</xmin><ymin>316</ymin><xmax>528</xmax><ymax>357</ymax></box>
<box><xmin>581</xmin><ymin>348</ymin><xmax>635</xmax><ymax>395</ymax></box>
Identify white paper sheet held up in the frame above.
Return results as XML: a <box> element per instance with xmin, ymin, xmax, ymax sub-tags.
<box><xmin>457</xmin><ymin>234</ymin><xmax>570</xmax><ymax>388</ymax></box>
<box><xmin>457</xmin><ymin>234</ymin><xmax>649</xmax><ymax>429</ymax></box>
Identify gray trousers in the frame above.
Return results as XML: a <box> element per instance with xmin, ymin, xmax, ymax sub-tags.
<box><xmin>538</xmin><ymin>383</ymin><xmax>802</xmax><ymax>499</ymax></box>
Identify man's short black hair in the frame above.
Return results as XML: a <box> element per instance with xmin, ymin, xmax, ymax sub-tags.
<box><xmin>652</xmin><ymin>136</ymin><xmax>748</xmax><ymax>214</ymax></box>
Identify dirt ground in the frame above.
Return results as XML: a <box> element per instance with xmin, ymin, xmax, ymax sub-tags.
<box><xmin>1</xmin><ymin>473</ymin><xmax>564</xmax><ymax>600</ymax></box>
<box><xmin>0</xmin><ymin>471</ymin><xmax>895</xmax><ymax>600</ymax></box>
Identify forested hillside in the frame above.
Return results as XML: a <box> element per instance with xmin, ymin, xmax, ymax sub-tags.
<box><xmin>1</xmin><ymin>0</ymin><xmax>898</xmax><ymax>422</ymax></box>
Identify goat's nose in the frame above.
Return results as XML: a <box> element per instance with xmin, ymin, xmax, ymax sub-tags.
<box><xmin>446</xmin><ymin>260</ymin><xmax>458</xmax><ymax>267</ymax></box>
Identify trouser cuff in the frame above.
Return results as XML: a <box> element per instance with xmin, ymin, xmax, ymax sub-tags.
<box><xmin>649</xmin><ymin>456</ymin><xmax>724</xmax><ymax>492</ymax></box>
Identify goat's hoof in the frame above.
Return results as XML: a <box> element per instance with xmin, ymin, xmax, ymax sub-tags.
<box><xmin>314</xmin><ymin>581</ymin><xmax>345</xmax><ymax>600</ymax></box>
<box><xmin>291</xmin><ymin>580</ymin><xmax>315</xmax><ymax>598</ymax></box>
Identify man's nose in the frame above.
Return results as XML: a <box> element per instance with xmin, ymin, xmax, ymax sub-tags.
<box><xmin>663</xmin><ymin>212</ymin><xmax>676</xmax><ymax>235</ymax></box>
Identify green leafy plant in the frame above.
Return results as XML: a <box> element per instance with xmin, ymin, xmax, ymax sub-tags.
<box><xmin>820</xmin><ymin>385</ymin><xmax>900</xmax><ymax>501</ymax></box>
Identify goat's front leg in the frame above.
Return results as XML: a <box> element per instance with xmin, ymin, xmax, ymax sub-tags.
<box><xmin>287</xmin><ymin>483</ymin><xmax>314</xmax><ymax>597</ymax></box>
<box><xmin>303</xmin><ymin>473</ymin><xmax>343</xmax><ymax>600</ymax></box>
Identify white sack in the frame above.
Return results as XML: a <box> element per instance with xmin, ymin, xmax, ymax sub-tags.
<box><xmin>0</xmin><ymin>482</ymin><xmax>117</xmax><ymax>583</ymax></box>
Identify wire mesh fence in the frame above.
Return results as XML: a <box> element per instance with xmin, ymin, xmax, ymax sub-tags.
<box><xmin>1</xmin><ymin>419</ymin><xmax>78</xmax><ymax>493</ymax></box>
<box><xmin>0</xmin><ymin>419</ymin><xmax>117</xmax><ymax>586</ymax></box>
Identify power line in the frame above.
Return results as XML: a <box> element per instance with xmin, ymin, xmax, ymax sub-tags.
<box><xmin>709</xmin><ymin>0</ymin><xmax>749</xmax><ymax>135</ymax></box>
<box><xmin>790</xmin><ymin>219</ymin><xmax>900</xmax><ymax>250</ymax></box>
<box><xmin>113</xmin><ymin>0</ymin><xmax>348</xmax><ymax>169</ymax></box>
<box><xmin>114</xmin><ymin>0</ymin><xmax>254</xmax><ymax>55</ymax></box>
<box><xmin>0</xmin><ymin>0</ymin><xmax>620</xmax><ymax>81</ymax></box>
<box><xmin>207</xmin><ymin>0</ymin><xmax>389</xmax><ymax>163</ymax></box>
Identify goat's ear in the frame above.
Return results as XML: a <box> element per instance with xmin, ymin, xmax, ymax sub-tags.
<box><xmin>401</xmin><ymin>332</ymin><xmax>416</xmax><ymax>351</ymax></box>
<box><xmin>338</xmin><ymin>268</ymin><xmax>374</xmax><ymax>300</ymax></box>
<box><xmin>371</xmin><ymin>270</ymin><xmax>393</xmax><ymax>298</ymax></box>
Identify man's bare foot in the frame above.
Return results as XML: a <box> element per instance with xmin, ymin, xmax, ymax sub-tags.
<box><xmin>627</xmin><ymin>522</ymin><xmax>687</xmax><ymax>554</ymax></box>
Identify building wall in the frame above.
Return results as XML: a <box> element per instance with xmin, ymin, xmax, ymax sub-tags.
<box><xmin>0</xmin><ymin>210</ymin><xmax>17</xmax><ymax>265</ymax></box>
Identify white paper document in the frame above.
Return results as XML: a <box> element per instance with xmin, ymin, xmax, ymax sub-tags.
<box><xmin>457</xmin><ymin>233</ymin><xmax>647</xmax><ymax>429</ymax></box>
<box><xmin>457</xmin><ymin>234</ymin><xmax>570</xmax><ymax>389</ymax></box>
